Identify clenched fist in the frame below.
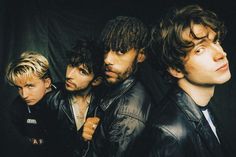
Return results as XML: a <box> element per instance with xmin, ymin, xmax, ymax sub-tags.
<box><xmin>82</xmin><ymin>117</ymin><xmax>100</xmax><ymax>141</ymax></box>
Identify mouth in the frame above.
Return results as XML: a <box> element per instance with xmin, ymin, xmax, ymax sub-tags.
<box><xmin>105</xmin><ymin>70</ymin><xmax>116</xmax><ymax>77</ymax></box>
<box><xmin>25</xmin><ymin>100</ymin><xmax>33</xmax><ymax>104</ymax></box>
<box><xmin>216</xmin><ymin>63</ymin><xmax>229</xmax><ymax>71</ymax></box>
<box><xmin>65</xmin><ymin>80</ymin><xmax>74</xmax><ymax>87</ymax></box>
<box><xmin>104</xmin><ymin>66</ymin><xmax>115</xmax><ymax>76</ymax></box>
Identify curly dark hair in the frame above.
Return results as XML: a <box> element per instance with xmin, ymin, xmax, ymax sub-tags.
<box><xmin>150</xmin><ymin>4</ymin><xmax>226</xmax><ymax>83</ymax></box>
<box><xmin>99</xmin><ymin>16</ymin><xmax>149</xmax><ymax>54</ymax></box>
<box><xmin>68</xmin><ymin>39</ymin><xmax>103</xmax><ymax>77</ymax></box>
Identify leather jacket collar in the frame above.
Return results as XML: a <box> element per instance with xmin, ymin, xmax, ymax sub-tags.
<box><xmin>100</xmin><ymin>75</ymin><xmax>136</xmax><ymax>111</ymax></box>
<box><xmin>59</xmin><ymin>88</ymin><xmax>97</xmax><ymax>128</ymax></box>
<box><xmin>173</xmin><ymin>86</ymin><xmax>223</xmax><ymax>156</ymax></box>
<box><xmin>173</xmin><ymin>86</ymin><xmax>204</xmax><ymax>123</ymax></box>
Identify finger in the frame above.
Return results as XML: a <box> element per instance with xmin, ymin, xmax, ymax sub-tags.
<box><xmin>83</xmin><ymin>127</ymin><xmax>94</xmax><ymax>134</ymax></box>
<box><xmin>84</xmin><ymin>121</ymin><xmax>98</xmax><ymax>130</ymax></box>
<box><xmin>82</xmin><ymin>132</ymin><xmax>92</xmax><ymax>141</ymax></box>
<box><xmin>92</xmin><ymin>117</ymin><xmax>100</xmax><ymax>123</ymax></box>
<box><xmin>86</xmin><ymin>117</ymin><xmax>100</xmax><ymax>124</ymax></box>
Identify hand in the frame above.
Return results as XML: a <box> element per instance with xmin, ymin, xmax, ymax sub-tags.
<box><xmin>82</xmin><ymin>117</ymin><xmax>100</xmax><ymax>141</ymax></box>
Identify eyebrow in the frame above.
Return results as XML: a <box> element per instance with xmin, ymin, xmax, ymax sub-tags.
<box><xmin>194</xmin><ymin>38</ymin><xmax>207</xmax><ymax>47</ymax></box>
<box><xmin>213</xmin><ymin>34</ymin><xmax>219</xmax><ymax>42</ymax></box>
<box><xmin>78</xmin><ymin>66</ymin><xmax>90</xmax><ymax>74</ymax></box>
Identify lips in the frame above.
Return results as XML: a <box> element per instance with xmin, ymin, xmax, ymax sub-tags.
<box><xmin>65</xmin><ymin>80</ymin><xmax>75</xmax><ymax>87</ymax></box>
<box><xmin>25</xmin><ymin>99</ymin><xmax>33</xmax><ymax>104</ymax></box>
<box><xmin>216</xmin><ymin>63</ymin><xmax>229</xmax><ymax>71</ymax></box>
<box><xmin>104</xmin><ymin>66</ymin><xmax>117</xmax><ymax>77</ymax></box>
<box><xmin>105</xmin><ymin>70</ymin><xmax>117</xmax><ymax>77</ymax></box>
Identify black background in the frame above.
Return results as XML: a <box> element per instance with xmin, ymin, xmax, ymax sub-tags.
<box><xmin>0</xmin><ymin>0</ymin><xmax>235</xmax><ymax>154</ymax></box>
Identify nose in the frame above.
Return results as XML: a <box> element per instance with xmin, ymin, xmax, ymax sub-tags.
<box><xmin>66</xmin><ymin>66</ymin><xmax>76</xmax><ymax>78</ymax></box>
<box><xmin>20</xmin><ymin>88</ymin><xmax>29</xmax><ymax>99</ymax></box>
<box><xmin>213</xmin><ymin>43</ymin><xmax>227</xmax><ymax>61</ymax></box>
<box><xmin>104</xmin><ymin>51</ymin><xmax>114</xmax><ymax>65</ymax></box>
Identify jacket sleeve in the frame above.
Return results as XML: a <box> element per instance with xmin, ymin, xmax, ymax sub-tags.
<box><xmin>106</xmin><ymin>112</ymin><xmax>146</xmax><ymax>157</ymax></box>
<box><xmin>147</xmin><ymin>126</ymin><xmax>185</xmax><ymax>157</ymax></box>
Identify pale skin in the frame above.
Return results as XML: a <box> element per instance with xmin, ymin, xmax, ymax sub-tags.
<box><xmin>169</xmin><ymin>24</ymin><xmax>231</xmax><ymax>106</ymax></box>
<box><xmin>14</xmin><ymin>74</ymin><xmax>51</xmax><ymax>106</ymax></box>
<box><xmin>82</xmin><ymin>117</ymin><xmax>100</xmax><ymax>141</ymax></box>
<box><xmin>65</xmin><ymin>64</ymin><xmax>101</xmax><ymax>141</ymax></box>
<box><xmin>13</xmin><ymin>74</ymin><xmax>51</xmax><ymax>145</ymax></box>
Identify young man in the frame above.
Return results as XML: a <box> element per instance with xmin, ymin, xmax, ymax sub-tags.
<box><xmin>145</xmin><ymin>5</ymin><xmax>232</xmax><ymax>157</ymax></box>
<box><xmin>46</xmin><ymin>39</ymin><xmax>103</xmax><ymax>157</ymax></box>
<box><xmin>5</xmin><ymin>51</ymin><xmax>54</xmax><ymax>157</ymax></box>
<box><xmin>85</xmin><ymin>16</ymin><xmax>152</xmax><ymax>157</ymax></box>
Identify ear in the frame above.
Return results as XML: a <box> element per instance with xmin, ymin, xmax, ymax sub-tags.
<box><xmin>168</xmin><ymin>67</ymin><xmax>184</xmax><ymax>79</ymax></box>
<box><xmin>92</xmin><ymin>76</ymin><xmax>103</xmax><ymax>87</ymax></box>
<box><xmin>44</xmin><ymin>78</ymin><xmax>52</xmax><ymax>89</ymax></box>
<box><xmin>137</xmin><ymin>49</ymin><xmax>146</xmax><ymax>63</ymax></box>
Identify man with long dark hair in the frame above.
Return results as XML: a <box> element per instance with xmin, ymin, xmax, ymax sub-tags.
<box><xmin>46</xmin><ymin>39</ymin><xmax>103</xmax><ymax>157</ymax></box>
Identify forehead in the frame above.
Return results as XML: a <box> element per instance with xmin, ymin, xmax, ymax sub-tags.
<box><xmin>14</xmin><ymin>74</ymin><xmax>42</xmax><ymax>86</ymax></box>
<box><xmin>182</xmin><ymin>24</ymin><xmax>217</xmax><ymax>42</ymax></box>
<box><xmin>70</xmin><ymin>64</ymin><xmax>89</xmax><ymax>71</ymax></box>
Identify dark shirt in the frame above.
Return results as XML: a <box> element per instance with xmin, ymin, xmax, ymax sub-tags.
<box><xmin>2</xmin><ymin>91</ymin><xmax>54</xmax><ymax>157</ymax></box>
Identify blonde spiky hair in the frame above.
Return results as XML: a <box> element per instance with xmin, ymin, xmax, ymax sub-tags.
<box><xmin>6</xmin><ymin>51</ymin><xmax>50</xmax><ymax>86</ymax></box>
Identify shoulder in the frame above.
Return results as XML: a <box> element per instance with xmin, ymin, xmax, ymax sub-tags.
<box><xmin>117</xmin><ymin>81</ymin><xmax>152</xmax><ymax>123</ymax></box>
<box><xmin>9</xmin><ymin>96</ymin><xmax>26</xmax><ymax>110</ymax></box>
<box><xmin>149</xmin><ymin>95</ymin><xmax>192</xmax><ymax>142</ymax></box>
<box><xmin>7</xmin><ymin>96</ymin><xmax>27</xmax><ymax>117</ymax></box>
<box><xmin>46</xmin><ymin>88</ymin><xmax>67</xmax><ymax>110</ymax></box>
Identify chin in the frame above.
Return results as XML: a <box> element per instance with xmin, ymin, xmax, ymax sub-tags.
<box><xmin>65</xmin><ymin>86</ymin><xmax>74</xmax><ymax>91</ymax></box>
<box><xmin>105</xmin><ymin>78</ymin><xmax>120</xmax><ymax>86</ymax></box>
<box><xmin>27</xmin><ymin>102</ymin><xmax>37</xmax><ymax>106</ymax></box>
<box><xmin>216</xmin><ymin>72</ymin><xmax>231</xmax><ymax>84</ymax></box>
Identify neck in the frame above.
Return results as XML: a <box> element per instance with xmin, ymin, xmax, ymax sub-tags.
<box><xmin>69</xmin><ymin>86</ymin><xmax>92</xmax><ymax>105</ymax></box>
<box><xmin>178</xmin><ymin>78</ymin><xmax>215</xmax><ymax>107</ymax></box>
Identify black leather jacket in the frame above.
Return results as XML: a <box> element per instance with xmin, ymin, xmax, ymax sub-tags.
<box><xmin>45</xmin><ymin>87</ymin><xmax>99</xmax><ymax>157</ymax></box>
<box><xmin>142</xmin><ymin>86</ymin><xmax>232</xmax><ymax>157</ymax></box>
<box><xmin>86</xmin><ymin>76</ymin><xmax>152</xmax><ymax>157</ymax></box>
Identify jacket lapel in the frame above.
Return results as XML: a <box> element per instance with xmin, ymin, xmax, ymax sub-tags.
<box><xmin>175</xmin><ymin>88</ymin><xmax>224</xmax><ymax>157</ymax></box>
<box><xmin>100</xmin><ymin>76</ymin><xmax>136</xmax><ymax>111</ymax></box>
<box><xmin>61</xmin><ymin>98</ymin><xmax>76</xmax><ymax>129</ymax></box>
<box><xmin>196</xmin><ymin>118</ymin><xmax>224</xmax><ymax>157</ymax></box>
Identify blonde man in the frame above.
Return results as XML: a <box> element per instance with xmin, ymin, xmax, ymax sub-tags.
<box><xmin>5</xmin><ymin>51</ymin><xmax>54</xmax><ymax>157</ymax></box>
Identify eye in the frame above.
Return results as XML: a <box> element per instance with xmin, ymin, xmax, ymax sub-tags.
<box><xmin>214</xmin><ymin>40</ymin><xmax>220</xmax><ymax>45</ymax></box>
<box><xmin>26</xmin><ymin>84</ymin><xmax>34</xmax><ymax>89</ymax></box>
<box><xmin>79</xmin><ymin>69</ymin><xmax>89</xmax><ymax>75</ymax></box>
<box><xmin>116</xmin><ymin>51</ymin><xmax>125</xmax><ymax>55</ymax></box>
<box><xmin>16</xmin><ymin>86</ymin><xmax>22</xmax><ymax>91</ymax></box>
<box><xmin>195</xmin><ymin>47</ymin><xmax>205</xmax><ymax>55</ymax></box>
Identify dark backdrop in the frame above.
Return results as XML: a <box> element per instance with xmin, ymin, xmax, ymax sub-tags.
<box><xmin>0</xmin><ymin>0</ymin><xmax>236</xmax><ymax>153</ymax></box>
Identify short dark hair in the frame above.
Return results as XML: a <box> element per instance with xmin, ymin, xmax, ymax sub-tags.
<box><xmin>150</xmin><ymin>5</ymin><xmax>226</xmax><ymax>83</ymax></box>
<box><xmin>99</xmin><ymin>16</ymin><xmax>149</xmax><ymax>54</ymax></box>
<box><xmin>68</xmin><ymin>39</ymin><xmax>103</xmax><ymax>77</ymax></box>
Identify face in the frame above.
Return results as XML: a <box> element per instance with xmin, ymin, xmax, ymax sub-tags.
<box><xmin>14</xmin><ymin>75</ymin><xmax>51</xmax><ymax>106</ymax></box>
<box><xmin>104</xmin><ymin>48</ymin><xmax>144</xmax><ymax>85</ymax></box>
<box><xmin>65</xmin><ymin>64</ymin><xmax>95</xmax><ymax>93</ymax></box>
<box><xmin>177</xmin><ymin>24</ymin><xmax>231</xmax><ymax>86</ymax></box>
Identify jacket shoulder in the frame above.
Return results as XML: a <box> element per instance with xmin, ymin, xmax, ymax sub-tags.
<box><xmin>151</xmin><ymin>96</ymin><xmax>193</xmax><ymax>142</ymax></box>
<box><xmin>117</xmin><ymin>81</ymin><xmax>152</xmax><ymax>123</ymax></box>
<box><xmin>46</xmin><ymin>89</ymin><xmax>66</xmax><ymax>110</ymax></box>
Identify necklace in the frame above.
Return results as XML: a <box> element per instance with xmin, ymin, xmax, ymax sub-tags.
<box><xmin>70</xmin><ymin>94</ymin><xmax>91</xmax><ymax>130</ymax></box>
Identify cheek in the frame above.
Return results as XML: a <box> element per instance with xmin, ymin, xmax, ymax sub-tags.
<box><xmin>119</xmin><ymin>59</ymin><xmax>134</xmax><ymax>71</ymax></box>
<box><xmin>33</xmin><ymin>86</ymin><xmax>47</xmax><ymax>96</ymax></box>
